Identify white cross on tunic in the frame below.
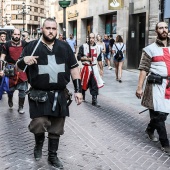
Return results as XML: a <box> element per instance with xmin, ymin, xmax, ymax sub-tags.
<box><xmin>38</xmin><ymin>55</ymin><xmax>65</xmax><ymax>83</ymax></box>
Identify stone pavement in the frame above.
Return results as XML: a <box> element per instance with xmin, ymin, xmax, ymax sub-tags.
<box><xmin>0</xmin><ymin>67</ymin><xmax>170</xmax><ymax>170</ymax></box>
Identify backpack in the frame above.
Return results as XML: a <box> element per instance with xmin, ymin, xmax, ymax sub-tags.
<box><xmin>114</xmin><ymin>44</ymin><xmax>124</xmax><ymax>61</ymax></box>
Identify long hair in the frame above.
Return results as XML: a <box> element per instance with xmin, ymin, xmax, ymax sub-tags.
<box><xmin>116</xmin><ymin>35</ymin><xmax>123</xmax><ymax>43</ymax></box>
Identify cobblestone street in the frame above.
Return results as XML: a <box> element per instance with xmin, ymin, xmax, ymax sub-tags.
<box><xmin>0</xmin><ymin>68</ymin><xmax>170</xmax><ymax>170</ymax></box>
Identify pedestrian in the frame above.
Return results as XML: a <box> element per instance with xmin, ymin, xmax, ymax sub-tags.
<box><xmin>136</xmin><ymin>21</ymin><xmax>170</xmax><ymax>155</ymax></box>
<box><xmin>77</xmin><ymin>33</ymin><xmax>104</xmax><ymax>106</ymax></box>
<box><xmin>16</xmin><ymin>17</ymin><xmax>83</xmax><ymax>168</ymax></box>
<box><xmin>0</xmin><ymin>31</ymin><xmax>7</xmax><ymax>55</ymax></box>
<box><xmin>58</xmin><ymin>33</ymin><xmax>65</xmax><ymax>41</ymax></box>
<box><xmin>103</xmin><ymin>34</ymin><xmax>112</xmax><ymax>70</ymax></box>
<box><xmin>96</xmin><ymin>34</ymin><xmax>106</xmax><ymax>80</ymax></box>
<box><xmin>112</xmin><ymin>35</ymin><xmax>126</xmax><ymax>82</ymax></box>
<box><xmin>0</xmin><ymin>29</ymin><xmax>28</xmax><ymax>114</ymax></box>
<box><xmin>22</xmin><ymin>31</ymin><xmax>30</xmax><ymax>42</ymax></box>
<box><xmin>66</xmin><ymin>33</ymin><xmax>76</xmax><ymax>54</ymax></box>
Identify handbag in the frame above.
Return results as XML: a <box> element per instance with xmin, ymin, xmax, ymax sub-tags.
<box><xmin>28</xmin><ymin>88</ymin><xmax>48</xmax><ymax>103</ymax></box>
<box><xmin>147</xmin><ymin>73</ymin><xmax>163</xmax><ymax>85</ymax></box>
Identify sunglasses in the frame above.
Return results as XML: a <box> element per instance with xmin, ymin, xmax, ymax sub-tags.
<box><xmin>22</xmin><ymin>35</ymin><xmax>26</xmax><ymax>37</ymax></box>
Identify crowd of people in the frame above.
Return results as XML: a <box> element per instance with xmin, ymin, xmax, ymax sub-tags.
<box><xmin>0</xmin><ymin>19</ymin><xmax>170</xmax><ymax>170</ymax></box>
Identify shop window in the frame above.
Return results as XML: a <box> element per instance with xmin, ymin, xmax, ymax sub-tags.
<box><xmin>105</xmin><ymin>14</ymin><xmax>117</xmax><ymax>35</ymax></box>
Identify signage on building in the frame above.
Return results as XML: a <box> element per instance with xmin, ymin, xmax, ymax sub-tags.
<box><xmin>108</xmin><ymin>0</ymin><xmax>124</xmax><ymax>10</ymax></box>
<box><xmin>164</xmin><ymin>0</ymin><xmax>170</xmax><ymax>19</ymax></box>
<box><xmin>68</xmin><ymin>11</ymin><xmax>78</xmax><ymax>19</ymax></box>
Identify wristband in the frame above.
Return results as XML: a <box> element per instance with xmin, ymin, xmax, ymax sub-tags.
<box><xmin>73</xmin><ymin>79</ymin><xmax>82</xmax><ymax>93</ymax></box>
<box><xmin>17</xmin><ymin>58</ymin><xmax>26</xmax><ymax>70</ymax></box>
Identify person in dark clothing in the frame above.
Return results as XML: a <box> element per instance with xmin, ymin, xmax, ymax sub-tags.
<box><xmin>16</xmin><ymin>18</ymin><xmax>83</xmax><ymax>169</ymax></box>
<box><xmin>0</xmin><ymin>31</ymin><xmax>7</xmax><ymax>55</ymax></box>
<box><xmin>0</xmin><ymin>29</ymin><xmax>28</xmax><ymax>114</ymax></box>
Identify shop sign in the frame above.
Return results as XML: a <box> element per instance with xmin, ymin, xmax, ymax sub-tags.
<box><xmin>108</xmin><ymin>0</ymin><xmax>124</xmax><ymax>10</ymax></box>
<box><xmin>68</xmin><ymin>11</ymin><xmax>78</xmax><ymax>19</ymax></box>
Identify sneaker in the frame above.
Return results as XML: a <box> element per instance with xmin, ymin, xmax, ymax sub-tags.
<box><xmin>161</xmin><ymin>146</ymin><xmax>170</xmax><ymax>155</ymax></box>
<box><xmin>145</xmin><ymin>129</ymin><xmax>158</xmax><ymax>142</ymax></box>
<box><xmin>108</xmin><ymin>66</ymin><xmax>112</xmax><ymax>70</ymax></box>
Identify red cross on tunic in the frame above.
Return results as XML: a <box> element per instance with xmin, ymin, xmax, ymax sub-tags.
<box><xmin>152</xmin><ymin>48</ymin><xmax>170</xmax><ymax>99</ymax></box>
<box><xmin>87</xmin><ymin>49</ymin><xmax>97</xmax><ymax>62</ymax></box>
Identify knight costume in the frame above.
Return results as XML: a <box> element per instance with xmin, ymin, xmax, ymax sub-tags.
<box><xmin>139</xmin><ymin>38</ymin><xmax>170</xmax><ymax>149</ymax></box>
<box><xmin>77</xmin><ymin>42</ymin><xmax>104</xmax><ymax>106</ymax></box>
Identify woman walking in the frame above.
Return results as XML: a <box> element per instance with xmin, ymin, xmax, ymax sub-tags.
<box><xmin>112</xmin><ymin>35</ymin><xmax>126</xmax><ymax>83</ymax></box>
<box><xmin>96</xmin><ymin>34</ymin><xmax>106</xmax><ymax>80</ymax></box>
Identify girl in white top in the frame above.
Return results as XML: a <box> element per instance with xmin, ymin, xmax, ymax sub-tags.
<box><xmin>112</xmin><ymin>35</ymin><xmax>126</xmax><ymax>83</ymax></box>
<box><xmin>96</xmin><ymin>34</ymin><xmax>106</xmax><ymax>79</ymax></box>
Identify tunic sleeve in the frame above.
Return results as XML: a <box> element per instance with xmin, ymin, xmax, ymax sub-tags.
<box><xmin>138</xmin><ymin>51</ymin><xmax>151</xmax><ymax>73</ymax></box>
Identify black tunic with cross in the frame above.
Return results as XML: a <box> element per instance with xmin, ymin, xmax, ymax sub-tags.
<box><xmin>20</xmin><ymin>39</ymin><xmax>78</xmax><ymax>118</ymax></box>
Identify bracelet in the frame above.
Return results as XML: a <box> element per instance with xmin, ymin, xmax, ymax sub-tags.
<box><xmin>73</xmin><ymin>79</ymin><xmax>82</xmax><ymax>93</ymax></box>
<box><xmin>17</xmin><ymin>58</ymin><xmax>26</xmax><ymax>70</ymax></box>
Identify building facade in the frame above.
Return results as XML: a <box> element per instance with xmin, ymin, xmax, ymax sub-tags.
<box><xmin>0</xmin><ymin>0</ymin><xmax>50</xmax><ymax>37</ymax></box>
<box><xmin>55</xmin><ymin>0</ymin><xmax>162</xmax><ymax>69</ymax></box>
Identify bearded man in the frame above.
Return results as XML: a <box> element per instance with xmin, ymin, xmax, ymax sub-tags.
<box><xmin>15</xmin><ymin>18</ymin><xmax>82</xmax><ymax>169</ymax></box>
<box><xmin>136</xmin><ymin>22</ymin><xmax>170</xmax><ymax>155</ymax></box>
<box><xmin>0</xmin><ymin>29</ymin><xmax>27</xmax><ymax>114</ymax></box>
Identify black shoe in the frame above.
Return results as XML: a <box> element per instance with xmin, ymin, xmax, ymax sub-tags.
<box><xmin>145</xmin><ymin>129</ymin><xmax>158</xmax><ymax>142</ymax></box>
<box><xmin>161</xmin><ymin>146</ymin><xmax>170</xmax><ymax>156</ymax></box>
<box><xmin>119</xmin><ymin>79</ymin><xmax>122</xmax><ymax>83</ymax></box>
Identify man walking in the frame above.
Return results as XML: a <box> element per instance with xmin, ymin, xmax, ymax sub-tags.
<box><xmin>136</xmin><ymin>21</ymin><xmax>170</xmax><ymax>155</ymax></box>
<box><xmin>16</xmin><ymin>18</ymin><xmax>82</xmax><ymax>169</ymax></box>
<box><xmin>0</xmin><ymin>31</ymin><xmax>7</xmax><ymax>54</ymax></box>
<box><xmin>0</xmin><ymin>29</ymin><xmax>27</xmax><ymax>114</ymax></box>
<box><xmin>77</xmin><ymin>33</ymin><xmax>104</xmax><ymax>106</ymax></box>
<box><xmin>66</xmin><ymin>33</ymin><xmax>76</xmax><ymax>54</ymax></box>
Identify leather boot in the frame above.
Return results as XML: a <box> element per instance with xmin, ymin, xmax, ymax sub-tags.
<box><xmin>8</xmin><ymin>94</ymin><xmax>13</xmax><ymax>108</ymax></box>
<box><xmin>18</xmin><ymin>97</ymin><xmax>25</xmax><ymax>114</ymax></box>
<box><xmin>92</xmin><ymin>95</ymin><xmax>100</xmax><ymax>107</ymax></box>
<box><xmin>82</xmin><ymin>90</ymin><xmax>85</xmax><ymax>101</ymax></box>
<box><xmin>34</xmin><ymin>133</ymin><xmax>45</xmax><ymax>161</ymax></box>
<box><xmin>48</xmin><ymin>138</ymin><xmax>63</xmax><ymax>169</ymax></box>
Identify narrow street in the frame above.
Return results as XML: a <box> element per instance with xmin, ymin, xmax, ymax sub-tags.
<box><xmin>0</xmin><ymin>68</ymin><xmax>170</xmax><ymax>170</ymax></box>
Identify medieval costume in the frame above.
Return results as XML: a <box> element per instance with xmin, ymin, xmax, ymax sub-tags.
<box><xmin>139</xmin><ymin>38</ymin><xmax>170</xmax><ymax>150</ymax></box>
<box><xmin>18</xmin><ymin>38</ymin><xmax>80</xmax><ymax>168</ymax></box>
<box><xmin>1</xmin><ymin>40</ymin><xmax>27</xmax><ymax>114</ymax></box>
<box><xmin>77</xmin><ymin>42</ymin><xmax>104</xmax><ymax>106</ymax></box>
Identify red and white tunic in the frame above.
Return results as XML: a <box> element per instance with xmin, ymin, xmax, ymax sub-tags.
<box><xmin>144</xmin><ymin>43</ymin><xmax>170</xmax><ymax>113</ymax></box>
<box><xmin>81</xmin><ymin>43</ymin><xmax>104</xmax><ymax>90</ymax></box>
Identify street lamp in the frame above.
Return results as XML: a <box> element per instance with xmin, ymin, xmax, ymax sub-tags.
<box><xmin>59</xmin><ymin>0</ymin><xmax>71</xmax><ymax>39</ymax></box>
<box><xmin>18</xmin><ymin>2</ymin><xmax>30</xmax><ymax>31</ymax></box>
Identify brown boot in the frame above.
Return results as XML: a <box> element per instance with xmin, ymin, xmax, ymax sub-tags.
<box><xmin>18</xmin><ymin>97</ymin><xmax>25</xmax><ymax>114</ymax></box>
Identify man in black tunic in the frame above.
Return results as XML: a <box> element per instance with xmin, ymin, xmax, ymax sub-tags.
<box><xmin>16</xmin><ymin>18</ymin><xmax>83</xmax><ymax>169</ymax></box>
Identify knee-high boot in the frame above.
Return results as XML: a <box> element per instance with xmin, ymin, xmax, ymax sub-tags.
<box><xmin>18</xmin><ymin>97</ymin><xmax>25</xmax><ymax>114</ymax></box>
<box><xmin>34</xmin><ymin>133</ymin><xmax>45</xmax><ymax>161</ymax></box>
<box><xmin>92</xmin><ymin>95</ymin><xmax>100</xmax><ymax>107</ymax></box>
<box><xmin>8</xmin><ymin>94</ymin><xmax>13</xmax><ymax>108</ymax></box>
<box><xmin>48</xmin><ymin>138</ymin><xmax>63</xmax><ymax>169</ymax></box>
